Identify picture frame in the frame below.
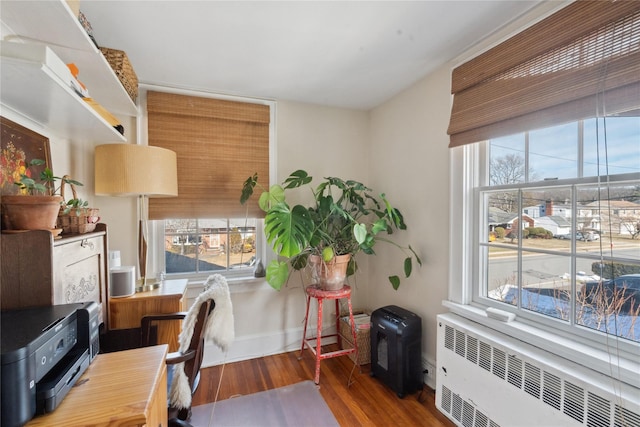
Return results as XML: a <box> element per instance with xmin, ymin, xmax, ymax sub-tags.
<box><xmin>0</xmin><ymin>116</ymin><xmax>52</xmax><ymax>196</ymax></box>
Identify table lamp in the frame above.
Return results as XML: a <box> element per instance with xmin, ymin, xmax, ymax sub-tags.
<box><xmin>94</xmin><ymin>143</ymin><xmax>178</xmax><ymax>292</ymax></box>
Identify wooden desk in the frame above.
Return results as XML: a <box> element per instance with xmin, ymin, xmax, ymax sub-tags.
<box><xmin>27</xmin><ymin>345</ymin><xmax>168</xmax><ymax>427</ymax></box>
<box><xmin>109</xmin><ymin>279</ymin><xmax>188</xmax><ymax>351</ymax></box>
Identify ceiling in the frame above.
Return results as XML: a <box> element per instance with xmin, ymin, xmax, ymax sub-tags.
<box><xmin>82</xmin><ymin>1</ymin><xmax>544</xmax><ymax>110</ymax></box>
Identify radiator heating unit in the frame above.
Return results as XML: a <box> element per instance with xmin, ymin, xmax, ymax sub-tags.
<box><xmin>436</xmin><ymin>313</ymin><xmax>640</xmax><ymax>427</ymax></box>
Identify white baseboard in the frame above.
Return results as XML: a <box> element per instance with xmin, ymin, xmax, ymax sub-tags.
<box><xmin>201</xmin><ymin>325</ymin><xmax>338</xmax><ymax>368</ymax></box>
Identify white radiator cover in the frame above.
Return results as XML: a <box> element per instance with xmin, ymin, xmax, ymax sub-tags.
<box><xmin>436</xmin><ymin>313</ymin><xmax>640</xmax><ymax>427</ymax></box>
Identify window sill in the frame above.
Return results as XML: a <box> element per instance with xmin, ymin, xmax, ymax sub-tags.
<box><xmin>185</xmin><ymin>275</ymin><xmax>275</xmax><ymax>295</ymax></box>
<box><xmin>443</xmin><ymin>300</ymin><xmax>640</xmax><ymax>389</ymax></box>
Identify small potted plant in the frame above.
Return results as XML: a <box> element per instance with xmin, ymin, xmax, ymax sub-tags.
<box><xmin>240</xmin><ymin>169</ymin><xmax>421</xmax><ymax>291</ymax></box>
<box><xmin>57</xmin><ymin>176</ymin><xmax>100</xmax><ymax>234</ymax></box>
<box><xmin>1</xmin><ymin>159</ymin><xmax>83</xmax><ymax>231</ymax></box>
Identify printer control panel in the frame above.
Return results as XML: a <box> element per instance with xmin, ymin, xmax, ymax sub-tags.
<box><xmin>34</xmin><ymin>319</ymin><xmax>78</xmax><ymax>382</ymax></box>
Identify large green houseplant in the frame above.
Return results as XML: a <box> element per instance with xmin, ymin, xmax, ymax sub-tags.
<box><xmin>240</xmin><ymin>169</ymin><xmax>421</xmax><ymax>291</ymax></box>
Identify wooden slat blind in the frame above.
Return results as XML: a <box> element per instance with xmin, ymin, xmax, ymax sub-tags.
<box><xmin>147</xmin><ymin>91</ymin><xmax>270</xmax><ymax>219</ymax></box>
<box><xmin>448</xmin><ymin>1</ymin><xmax>640</xmax><ymax>148</ymax></box>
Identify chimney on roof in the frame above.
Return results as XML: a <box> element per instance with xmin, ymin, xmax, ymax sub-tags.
<box><xmin>546</xmin><ymin>200</ymin><xmax>553</xmax><ymax>216</ymax></box>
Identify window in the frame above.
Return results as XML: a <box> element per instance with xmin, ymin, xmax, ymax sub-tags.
<box><xmin>164</xmin><ymin>218</ymin><xmax>258</xmax><ymax>274</ymax></box>
<box><xmin>447</xmin><ymin>1</ymin><xmax>640</xmax><ymax>384</ymax></box>
<box><xmin>481</xmin><ymin>118</ymin><xmax>640</xmax><ymax>343</ymax></box>
<box><xmin>142</xmin><ymin>89</ymin><xmax>273</xmax><ymax>280</ymax></box>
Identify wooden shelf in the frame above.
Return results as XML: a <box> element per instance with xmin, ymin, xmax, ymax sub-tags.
<box><xmin>0</xmin><ymin>0</ymin><xmax>137</xmax><ymax>140</ymax></box>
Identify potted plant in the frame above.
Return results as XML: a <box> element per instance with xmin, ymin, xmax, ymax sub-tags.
<box><xmin>57</xmin><ymin>175</ymin><xmax>100</xmax><ymax>234</ymax></box>
<box><xmin>240</xmin><ymin>169</ymin><xmax>421</xmax><ymax>291</ymax></box>
<box><xmin>1</xmin><ymin>159</ymin><xmax>83</xmax><ymax>231</ymax></box>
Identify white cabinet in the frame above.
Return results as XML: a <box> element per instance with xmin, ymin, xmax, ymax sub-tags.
<box><xmin>0</xmin><ymin>0</ymin><xmax>137</xmax><ymax>141</ymax></box>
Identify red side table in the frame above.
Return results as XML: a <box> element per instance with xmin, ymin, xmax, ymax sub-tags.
<box><xmin>299</xmin><ymin>284</ymin><xmax>358</xmax><ymax>384</ymax></box>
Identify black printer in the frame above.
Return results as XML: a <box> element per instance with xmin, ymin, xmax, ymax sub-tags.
<box><xmin>1</xmin><ymin>302</ymin><xmax>99</xmax><ymax>427</ymax></box>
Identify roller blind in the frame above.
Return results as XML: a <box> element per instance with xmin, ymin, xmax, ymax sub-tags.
<box><xmin>147</xmin><ymin>91</ymin><xmax>270</xmax><ymax>219</ymax></box>
<box><xmin>448</xmin><ymin>1</ymin><xmax>640</xmax><ymax>148</ymax></box>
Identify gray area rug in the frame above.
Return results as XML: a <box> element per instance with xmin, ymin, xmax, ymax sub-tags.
<box><xmin>189</xmin><ymin>380</ymin><xmax>340</xmax><ymax>427</ymax></box>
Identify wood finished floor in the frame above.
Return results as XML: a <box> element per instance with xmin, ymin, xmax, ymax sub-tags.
<box><xmin>192</xmin><ymin>344</ymin><xmax>455</xmax><ymax>426</ymax></box>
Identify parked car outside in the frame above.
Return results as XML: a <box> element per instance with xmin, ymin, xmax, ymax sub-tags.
<box><xmin>581</xmin><ymin>274</ymin><xmax>640</xmax><ymax>314</ymax></box>
<box><xmin>581</xmin><ymin>231</ymin><xmax>600</xmax><ymax>241</ymax></box>
<box><xmin>555</xmin><ymin>231</ymin><xmax>600</xmax><ymax>241</ymax></box>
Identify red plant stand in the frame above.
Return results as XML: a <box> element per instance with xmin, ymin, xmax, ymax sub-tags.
<box><xmin>299</xmin><ymin>284</ymin><xmax>358</xmax><ymax>384</ymax></box>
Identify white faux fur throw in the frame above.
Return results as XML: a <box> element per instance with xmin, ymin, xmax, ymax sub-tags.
<box><xmin>169</xmin><ymin>274</ymin><xmax>234</xmax><ymax>410</ymax></box>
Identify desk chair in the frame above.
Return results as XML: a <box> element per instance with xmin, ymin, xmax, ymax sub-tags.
<box><xmin>141</xmin><ymin>299</ymin><xmax>214</xmax><ymax>426</ymax></box>
<box><xmin>140</xmin><ymin>274</ymin><xmax>235</xmax><ymax>427</ymax></box>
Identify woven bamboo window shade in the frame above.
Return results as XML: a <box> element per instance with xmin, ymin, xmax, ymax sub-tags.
<box><xmin>146</xmin><ymin>91</ymin><xmax>270</xmax><ymax>219</ymax></box>
<box><xmin>447</xmin><ymin>1</ymin><xmax>640</xmax><ymax>148</ymax></box>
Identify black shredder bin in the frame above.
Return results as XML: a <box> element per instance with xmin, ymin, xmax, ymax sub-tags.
<box><xmin>370</xmin><ymin>305</ymin><xmax>422</xmax><ymax>397</ymax></box>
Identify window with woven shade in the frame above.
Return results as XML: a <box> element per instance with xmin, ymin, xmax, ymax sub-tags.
<box><xmin>146</xmin><ymin>90</ymin><xmax>272</xmax><ymax>276</ymax></box>
<box><xmin>146</xmin><ymin>90</ymin><xmax>270</xmax><ymax>219</ymax></box>
<box><xmin>449</xmin><ymin>0</ymin><xmax>640</xmax><ymax>374</ymax></box>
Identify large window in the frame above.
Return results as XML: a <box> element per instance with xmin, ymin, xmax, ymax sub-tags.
<box><xmin>447</xmin><ymin>2</ymin><xmax>640</xmax><ymax>384</ymax></box>
<box><xmin>480</xmin><ymin>117</ymin><xmax>640</xmax><ymax>343</ymax></box>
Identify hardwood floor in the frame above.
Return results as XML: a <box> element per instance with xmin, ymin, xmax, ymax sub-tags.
<box><xmin>192</xmin><ymin>344</ymin><xmax>455</xmax><ymax>426</ymax></box>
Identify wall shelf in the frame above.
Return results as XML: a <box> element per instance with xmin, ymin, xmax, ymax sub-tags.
<box><xmin>1</xmin><ymin>56</ymin><xmax>126</xmax><ymax>142</ymax></box>
<box><xmin>0</xmin><ymin>0</ymin><xmax>137</xmax><ymax>141</ymax></box>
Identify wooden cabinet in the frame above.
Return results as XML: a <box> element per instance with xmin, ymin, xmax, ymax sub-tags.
<box><xmin>1</xmin><ymin>223</ymin><xmax>110</xmax><ymax>327</ymax></box>
<box><xmin>26</xmin><ymin>345</ymin><xmax>168</xmax><ymax>427</ymax></box>
<box><xmin>109</xmin><ymin>279</ymin><xmax>188</xmax><ymax>352</ymax></box>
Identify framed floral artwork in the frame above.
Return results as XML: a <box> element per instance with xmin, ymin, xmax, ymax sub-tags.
<box><xmin>1</xmin><ymin>116</ymin><xmax>52</xmax><ymax>196</ymax></box>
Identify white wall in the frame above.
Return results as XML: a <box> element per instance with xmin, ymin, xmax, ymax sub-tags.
<box><xmin>368</xmin><ymin>65</ymin><xmax>452</xmax><ymax>378</ymax></box>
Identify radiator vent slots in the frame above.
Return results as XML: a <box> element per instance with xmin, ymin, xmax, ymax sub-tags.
<box><xmin>616</xmin><ymin>405</ymin><xmax>640</xmax><ymax>427</ymax></box>
<box><xmin>438</xmin><ymin>318</ymin><xmax>640</xmax><ymax>427</ymax></box>
<box><xmin>524</xmin><ymin>362</ymin><xmax>541</xmax><ymax>399</ymax></box>
<box><xmin>441</xmin><ymin>385</ymin><xmax>502</xmax><ymax>427</ymax></box>
<box><xmin>543</xmin><ymin>371</ymin><xmax>561</xmax><ymax>410</ymax></box>
<box><xmin>564</xmin><ymin>381</ymin><xmax>585</xmax><ymax>424</ymax></box>
<box><xmin>588</xmin><ymin>392</ymin><xmax>610</xmax><ymax>427</ymax></box>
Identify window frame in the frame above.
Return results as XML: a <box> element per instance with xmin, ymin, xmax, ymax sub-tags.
<box><xmin>149</xmin><ymin>217</ymin><xmax>269</xmax><ymax>283</ymax></box>
<box><xmin>448</xmin><ymin>142</ymin><xmax>640</xmax><ymax>389</ymax></box>
<box><xmin>138</xmin><ymin>84</ymin><xmax>277</xmax><ymax>284</ymax></box>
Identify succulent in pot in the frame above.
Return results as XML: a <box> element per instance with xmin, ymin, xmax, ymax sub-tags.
<box><xmin>240</xmin><ymin>169</ymin><xmax>421</xmax><ymax>291</ymax></box>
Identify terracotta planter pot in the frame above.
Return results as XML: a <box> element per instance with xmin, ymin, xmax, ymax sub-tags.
<box><xmin>308</xmin><ymin>253</ymin><xmax>351</xmax><ymax>291</ymax></box>
<box><xmin>1</xmin><ymin>195</ymin><xmax>63</xmax><ymax>231</ymax></box>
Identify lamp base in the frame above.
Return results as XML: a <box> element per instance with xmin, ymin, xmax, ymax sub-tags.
<box><xmin>135</xmin><ymin>279</ymin><xmax>161</xmax><ymax>293</ymax></box>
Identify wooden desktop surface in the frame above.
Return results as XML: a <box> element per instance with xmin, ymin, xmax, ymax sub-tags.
<box><xmin>26</xmin><ymin>345</ymin><xmax>168</xmax><ymax>427</ymax></box>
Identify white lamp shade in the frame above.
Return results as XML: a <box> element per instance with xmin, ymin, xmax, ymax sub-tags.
<box><xmin>94</xmin><ymin>144</ymin><xmax>178</xmax><ymax>197</ymax></box>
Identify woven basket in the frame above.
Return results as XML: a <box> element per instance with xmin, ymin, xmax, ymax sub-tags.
<box><xmin>57</xmin><ymin>177</ymin><xmax>100</xmax><ymax>235</ymax></box>
<box><xmin>99</xmin><ymin>47</ymin><xmax>138</xmax><ymax>102</ymax></box>
<box><xmin>339</xmin><ymin>310</ymin><xmax>371</xmax><ymax>365</ymax></box>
